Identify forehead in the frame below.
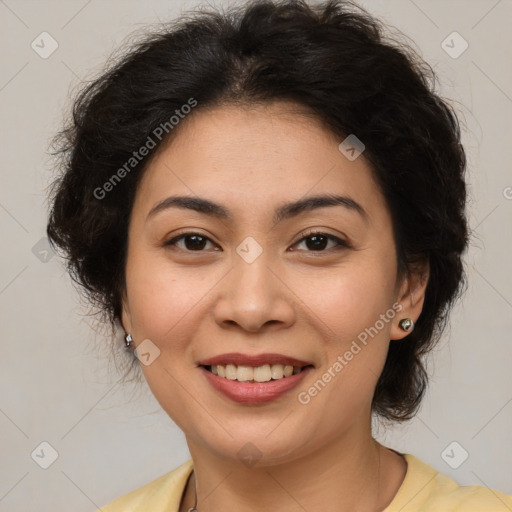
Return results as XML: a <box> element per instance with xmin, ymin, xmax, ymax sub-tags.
<box><xmin>133</xmin><ymin>102</ymin><xmax>388</xmax><ymax>225</ymax></box>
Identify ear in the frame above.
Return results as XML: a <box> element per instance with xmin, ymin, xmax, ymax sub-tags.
<box><xmin>120</xmin><ymin>288</ymin><xmax>133</xmax><ymax>335</ymax></box>
<box><xmin>390</xmin><ymin>259</ymin><xmax>430</xmax><ymax>341</ymax></box>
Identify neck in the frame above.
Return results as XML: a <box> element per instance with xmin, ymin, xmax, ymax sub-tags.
<box><xmin>181</xmin><ymin>427</ymin><xmax>406</xmax><ymax>512</ymax></box>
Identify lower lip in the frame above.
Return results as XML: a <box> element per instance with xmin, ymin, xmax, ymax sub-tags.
<box><xmin>200</xmin><ymin>366</ymin><xmax>312</xmax><ymax>404</ymax></box>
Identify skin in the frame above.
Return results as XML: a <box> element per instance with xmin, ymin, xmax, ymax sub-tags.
<box><xmin>121</xmin><ymin>101</ymin><xmax>429</xmax><ymax>512</ymax></box>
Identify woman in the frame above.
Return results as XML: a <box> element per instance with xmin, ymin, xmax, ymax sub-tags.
<box><xmin>46</xmin><ymin>0</ymin><xmax>512</xmax><ymax>510</ymax></box>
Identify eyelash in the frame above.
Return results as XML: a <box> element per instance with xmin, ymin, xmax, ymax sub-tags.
<box><xmin>163</xmin><ymin>230</ymin><xmax>351</xmax><ymax>253</ymax></box>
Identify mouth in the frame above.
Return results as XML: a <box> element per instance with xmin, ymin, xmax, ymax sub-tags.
<box><xmin>197</xmin><ymin>352</ymin><xmax>315</xmax><ymax>385</ymax></box>
<box><xmin>201</xmin><ymin>363</ymin><xmax>315</xmax><ymax>383</ymax></box>
<box><xmin>199</xmin><ymin>358</ymin><xmax>314</xmax><ymax>404</ymax></box>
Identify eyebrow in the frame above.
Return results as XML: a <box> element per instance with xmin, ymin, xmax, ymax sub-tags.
<box><xmin>146</xmin><ymin>193</ymin><xmax>368</xmax><ymax>225</ymax></box>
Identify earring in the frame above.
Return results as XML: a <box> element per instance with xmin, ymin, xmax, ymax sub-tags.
<box><xmin>124</xmin><ymin>333</ymin><xmax>133</xmax><ymax>348</ymax></box>
<box><xmin>398</xmin><ymin>318</ymin><xmax>414</xmax><ymax>332</ymax></box>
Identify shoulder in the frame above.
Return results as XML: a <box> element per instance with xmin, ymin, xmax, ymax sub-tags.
<box><xmin>97</xmin><ymin>459</ymin><xmax>193</xmax><ymax>512</ymax></box>
<box><xmin>386</xmin><ymin>453</ymin><xmax>512</xmax><ymax>512</ymax></box>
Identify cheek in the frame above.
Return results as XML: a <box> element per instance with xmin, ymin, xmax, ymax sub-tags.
<box><xmin>290</xmin><ymin>251</ymin><xmax>396</xmax><ymax>412</ymax></box>
<box><xmin>125</xmin><ymin>249</ymin><xmax>211</xmax><ymax>343</ymax></box>
<box><xmin>126</xmin><ymin>253</ymin><xmax>212</xmax><ymax>430</ymax></box>
<box><xmin>294</xmin><ymin>255</ymin><xmax>397</xmax><ymax>344</ymax></box>
<box><xmin>124</xmin><ymin>249</ymin><xmax>228</xmax><ymax>411</ymax></box>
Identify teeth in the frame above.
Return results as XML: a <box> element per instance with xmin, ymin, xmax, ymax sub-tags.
<box><xmin>225</xmin><ymin>364</ymin><xmax>237</xmax><ymax>380</ymax></box>
<box><xmin>208</xmin><ymin>363</ymin><xmax>305</xmax><ymax>382</ymax></box>
<box><xmin>237</xmin><ymin>365</ymin><xmax>254</xmax><ymax>382</ymax></box>
<box><xmin>253</xmin><ymin>364</ymin><xmax>271</xmax><ymax>382</ymax></box>
<box><xmin>271</xmin><ymin>364</ymin><xmax>284</xmax><ymax>379</ymax></box>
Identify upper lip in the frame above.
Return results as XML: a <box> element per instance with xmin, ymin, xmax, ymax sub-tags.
<box><xmin>198</xmin><ymin>353</ymin><xmax>314</xmax><ymax>368</ymax></box>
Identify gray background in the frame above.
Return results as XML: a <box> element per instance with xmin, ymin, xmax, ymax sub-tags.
<box><xmin>0</xmin><ymin>0</ymin><xmax>511</xmax><ymax>510</ymax></box>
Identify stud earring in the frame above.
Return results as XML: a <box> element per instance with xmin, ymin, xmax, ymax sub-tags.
<box><xmin>124</xmin><ymin>333</ymin><xmax>133</xmax><ymax>348</ymax></box>
<box><xmin>398</xmin><ymin>318</ymin><xmax>414</xmax><ymax>332</ymax></box>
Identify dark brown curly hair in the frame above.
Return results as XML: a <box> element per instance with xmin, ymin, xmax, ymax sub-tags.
<box><xmin>46</xmin><ymin>0</ymin><xmax>469</xmax><ymax>421</ymax></box>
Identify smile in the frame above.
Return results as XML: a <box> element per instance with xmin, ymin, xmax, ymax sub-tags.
<box><xmin>200</xmin><ymin>364</ymin><xmax>314</xmax><ymax>404</ymax></box>
<box><xmin>204</xmin><ymin>363</ymin><xmax>313</xmax><ymax>383</ymax></box>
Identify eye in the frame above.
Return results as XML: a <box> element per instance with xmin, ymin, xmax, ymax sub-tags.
<box><xmin>164</xmin><ymin>232</ymin><xmax>219</xmax><ymax>252</ymax></box>
<box><xmin>291</xmin><ymin>231</ymin><xmax>350</xmax><ymax>252</ymax></box>
<box><xmin>163</xmin><ymin>230</ymin><xmax>350</xmax><ymax>253</ymax></box>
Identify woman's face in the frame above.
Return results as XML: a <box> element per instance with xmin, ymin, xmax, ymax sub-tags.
<box><xmin>122</xmin><ymin>101</ymin><xmax>425</xmax><ymax>465</ymax></box>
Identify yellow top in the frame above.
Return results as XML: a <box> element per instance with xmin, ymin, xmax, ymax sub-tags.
<box><xmin>98</xmin><ymin>453</ymin><xmax>512</xmax><ymax>511</ymax></box>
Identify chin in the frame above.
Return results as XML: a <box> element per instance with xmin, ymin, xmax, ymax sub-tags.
<box><xmin>194</xmin><ymin>424</ymin><xmax>318</xmax><ymax>468</ymax></box>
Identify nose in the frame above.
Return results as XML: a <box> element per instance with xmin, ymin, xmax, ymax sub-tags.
<box><xmin>212</xmin><ymin>249</ymin><xmax>296</xmax><ymax>333</ymax></box>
